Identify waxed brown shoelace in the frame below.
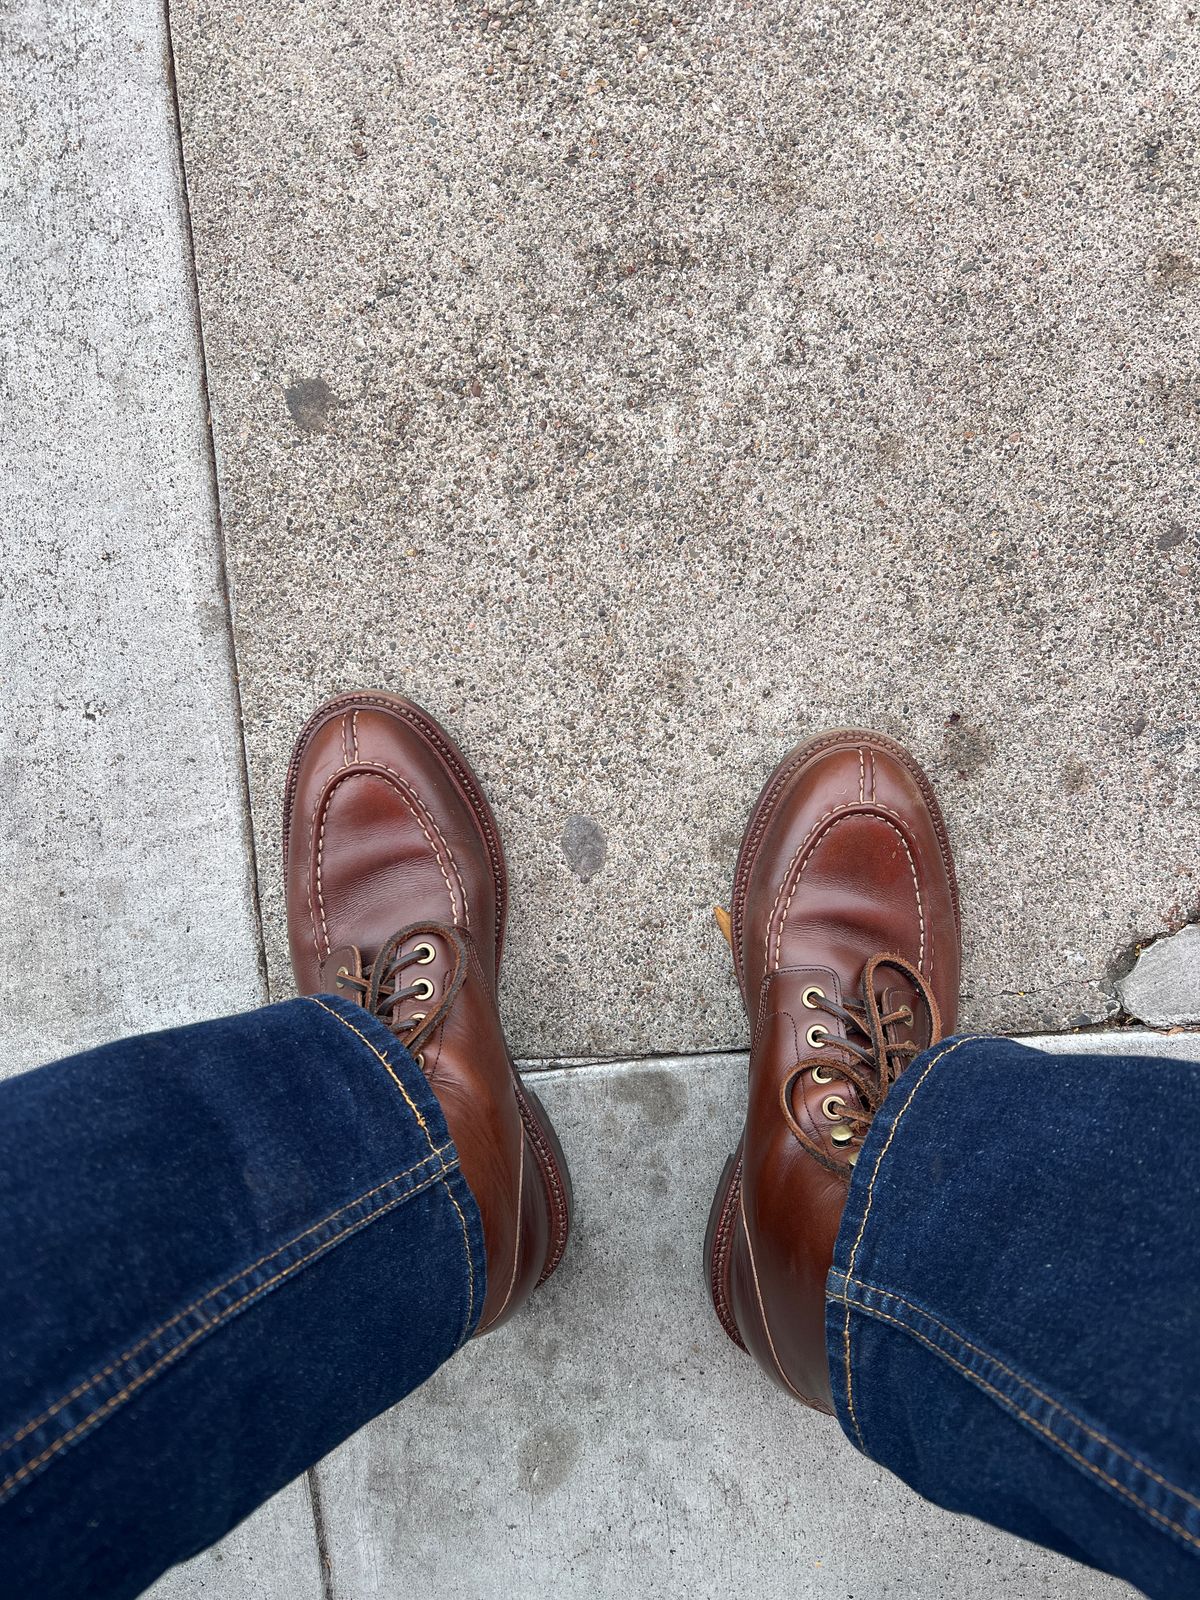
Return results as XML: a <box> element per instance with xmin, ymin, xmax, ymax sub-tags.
<box><xmin>779</xmin><ymin>952</ymin><xmax>943</xmax><ymax>1176</ymax></box>
<box><xmin>336</xmin><ymin>942</ymin><xmax>432</xmax><ymax>1039</ymax></box>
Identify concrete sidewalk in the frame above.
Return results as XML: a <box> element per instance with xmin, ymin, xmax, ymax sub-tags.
<box><xmin>3</xmin><ymin>0</ymin><xmax>1197</xmax><ymax>1596</ymax></box>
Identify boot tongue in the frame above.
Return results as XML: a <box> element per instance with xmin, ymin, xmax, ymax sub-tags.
<box><xmin>366</xmin><ymin>922</ymin><xmax>468</xmax><ymax>1053</ymax></box>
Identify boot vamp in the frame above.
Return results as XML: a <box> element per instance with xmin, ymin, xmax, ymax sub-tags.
<box><xmin>737</xmin><ymin>988</ymin><xmax>851</xmax><ymax>1405</ymax></box>
<box><xmin>739</xmin><ymin>744</ymin><xmax>959</xmax><ymax>1034</ymax></box>
<box><xmin>286</xmin><ymin>703</ymin><xmax>500</xmax><ymax>991</ymax></box>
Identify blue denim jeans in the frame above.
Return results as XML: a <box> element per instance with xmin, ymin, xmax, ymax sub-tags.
<box><xmin>829</xmin><ymin>1034</ymin><xmax>1200</xmax><ymax>1600</ymax></box>
<box><xmin>0</xmin><ymin>1010</ymin><xmax>1195</xmax><ymax>1599</ymax></box>
<box><xmin>0</xmin><ymin>996</ymin><xmax>485</xmax><ymax>1600</ymax></box>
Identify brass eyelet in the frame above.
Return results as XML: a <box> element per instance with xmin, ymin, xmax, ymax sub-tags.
<box><xmin>821</xmin><ymin>1094</ymin><xmax>847</xmax><ymax>1121</ymax></box>
<box><xmin>409</xmin><ymin>1012</ymin><xmax>426</xmax><ymax>1025</ymax></box>
<box><xmin>413</xmin><ymin>977</ymin><xmax>435</xmax><ymax>1001</ymax></box>
<box><xmin>846</xmin><ymin>1145</ymin><xmax>860</xmax><ymax>1165</ymax></box>
<box><xmin>335</xmin><ymin>966</ymin><xmax>349</xmax><ymax>988</ymax></box>
<box><xmin>801</xmin><ymin>985</ymin><xmax>826</xmax><ymax>1010</ymax></box>
<box><xmin>806</xmin><ymin>1024</ymin><xmax>828</xmax><ymax>1049</ymax></box>
<box><xmin>415</xmin><ymin>1051</ymin><xmax>425</xmax><ymax>1069</ymax></box>
<box><xmin>810</xmin><ymin>1064</ymin><xmax>835</xmax><ymax>1085</ymax></box>
<box><xmin>413</xmin><ymin>941</ymin><xmax>437</xmax><ymax>965</ymax></box>
<box><xmin>830</xmin><ymin>1124</ymin><xmax>854</xmax><ymax>1146</ymax></box>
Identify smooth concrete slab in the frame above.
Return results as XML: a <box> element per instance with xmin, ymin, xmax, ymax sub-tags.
<box><xmin>152</xmin><ymin>1478</ymin><xmax>326</xmax><ymax>1600</ymax></box>
<box><xmin>0</xmin><ymin>0</ymin><xmax>264</xmax><ymax>1074</ymax></box>
<box><xmin>1</xmin><ymin>2</ymin><xmax>321</xmax><ymax>1594</ymax></box>
<box><xmin>1117</xmin><ymin>924</ymin><xmax>1200</xmax><ymax>1026</ymax></box>
<box><xmin>170</xmin><ymin>0</ymin><xmax>1200</xmax><ymax>1059</ymax></box>
<box><xmin>1017</xmin><ymin>1026</ymin><xmax>1200</xmax><ymax>1059</ymax></box>
<box><xmin>311</xmin><ymin>1039</ymin><xmax>1191</xmax><ymax>1599</ymax></box>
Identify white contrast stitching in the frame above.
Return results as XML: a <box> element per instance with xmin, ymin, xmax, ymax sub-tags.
<box><xmin>311</xmin><ymin>763</ymin><xmax>469</xmax><ymax>956</ymax></box>
<box><xmin>768</xmin><ymin>806</ymin><xmax>927</xmax><ymax>975</ymax></box>
<box><xmin>356</xmin><ymin>760</ymin><xmax>471</xmax><ymax>933</ymax></box>
<box><xmin>309</xmin><ymin>998</ymin><xmax>477</xmax><ymax>1332</ymax></box>
<box><xmin>738</xmin><ymin>1188</ymin><xmax>808</xmax><ymax>1403</ymax></box>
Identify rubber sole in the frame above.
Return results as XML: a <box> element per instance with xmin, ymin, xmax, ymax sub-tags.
<box><xmin>706</xmin><ymin>729</ymin><xmax>962</xmax><ymax>1350</ymax></box>
<box><xmin>514</xmin><ymin>1079</ymin><xmax>574</xmax><ymax>1285</ymax></box>
<box><xmin>282</xmin><ymin>689</ymin><xmax>572</xmax><ymax>1291</ymax></box>
<box><xmin>703</xmin><ymin>1149</ymin><xmax>746</xmax><ymax>1350</ymax></box>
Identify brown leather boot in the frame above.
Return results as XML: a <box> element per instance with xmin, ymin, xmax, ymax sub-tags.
<box><xmin>704</xmin><ymin>731</ymin><xmax>960</xmax><ymax>1410</ymax></box>
<box><xmin>283</xmin><ymin>690</ymin><xmax>571</xmax><ymax>1335</ymax></box>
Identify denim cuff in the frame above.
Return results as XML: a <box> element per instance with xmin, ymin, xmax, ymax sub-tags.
<box><xmin>824</xmin><ymin>1033</ymin><xmax>975</xmax><ymax>1450</ymax></box>
<box><xmin>822</xmin><ymin>1032</ymin><xmax>1200</xmax><ymax>1598</ymax></box>
<box><xmin>0</xmin><ymin>995</ymin><xmax>486</xmax><ymax>1548</ymax></box>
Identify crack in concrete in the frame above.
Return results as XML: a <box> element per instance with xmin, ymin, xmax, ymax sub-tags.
<box><xmin>160</xmin><ymin>0</ymin><xmax>269</xmax><ymax>1007</ymax></box>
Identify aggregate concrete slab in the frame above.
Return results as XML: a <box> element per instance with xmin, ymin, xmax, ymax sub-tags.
<box><xmin>170</xmin><ymin>0</ymin><xmax>1200</xmax><ymax>1059</ymax></box>
<box><xmin>313</xmin><ymin>1041</ymin><xmax>1185</xmax><ymax>1599</ymax></box>
<box><xmin>0</xmin><ymin>2</ymin><xmax>320</xmax><ymax>1593</ymax></box>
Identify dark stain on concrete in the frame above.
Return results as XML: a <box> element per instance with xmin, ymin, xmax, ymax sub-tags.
<box><xmin>709</xmin><ymin>824</ymin><xmax>743</xmax><ymax>862</ymax></box>
<box><xmin>612</xmin><ymin>1068</ymin><xmax>687</xmax><ymax>1127</ymax></box>
<box><xmin>1061</xmin><ymin>757</ymin><xmax>1095</xmax><ymax>795</ymax></box>
<box><xmin>561</xmin><ymin>813</ymin><xmax>607</xmax><ymax>882</ymax></box>
<box><xmin>941</xmin><ymin>719</ymin><xmax>995</xmax><ymax>779</ymax></box>
<box><xmin>1146</xmin><ymin>371</ymin><xmax>1200</xmax><ymax>423</ymax></box>
<box><xmin>284</xmin><ymin>376</ymin><xmax>337</xmax><ymax>433</ymax></box>
<box><xmin>1157</xmin><ymin>522</ymin><xmax>1194</xmax><ymax>550</ymax></box>
<box><xmin>517</xmin><ymin>1423</ymin><xmax>581</xmax><ymax>1496</ymax></box>
<box><xmin>1147</xmin><ymin>249</ymin><xmax>1197</xmax><ymax>290</ymax></box>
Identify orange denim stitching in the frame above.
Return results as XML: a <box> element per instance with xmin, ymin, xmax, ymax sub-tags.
<box><xmin>309</xmin><ymin>997</ymin><xmax>476</xmax><ymax>1335</ymax></box>
<box><xmin>0</xmin><ymin>1144</ymin><xmax>451</xmax><ymax>1458</ymax></box>
<box><xmin>847</xmin><ymin>1276</ymin><xmax>1200</xmax><ymax>1515</ymax></box>
<box><xmin>308</xmin><ymin>997</ymin><xmax>438</xmax><ymax>1148</ymax></box>
<box><xmin>841</xmin><ymin>1036</ymin><xmax>972</xmax><ymax>1447</ymax></box>
<box><xmin>0</xmin><ymin>1164</ymin><xmax>457</xmax><ymax>1500</ymax></box>
<box><xmin>830</xmin><ymin>1292</ymin><xmax>1200</xmax><ymax>1553</ymax></box>
<box><xmin>437</xmin><ymin>1172</ymin><xmax>477</xmax><ymax>1340</ymax></box>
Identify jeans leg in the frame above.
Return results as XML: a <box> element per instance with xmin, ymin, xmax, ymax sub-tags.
<box><xmin>0</xmin><ymin>995</ymin><xmax>486</xmax><ymax>1600</ymax></box>
<box><xmin>826</xmin><ymin>1034</ymin><xmax>1200</xmax><ymax>1600</ymax></box>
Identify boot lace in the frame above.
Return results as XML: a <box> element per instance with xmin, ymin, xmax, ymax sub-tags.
<box><xmin>336</xmin><ymin>939</ymin><xmax>438</xmax><ymax>1041</ymax></box>
<box><xmin>779</xmin><ymin>952</ymin><xmax>942</xmax><ymax>1174</ymax></box>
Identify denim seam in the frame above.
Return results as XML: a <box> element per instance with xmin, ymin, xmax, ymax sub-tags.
<box><xmin>307</xmin><ymin>996</ymin><xmax>439</xmax><ymax>1149</ymax></box>
<box><xmin>831</xmin><ymin>1280</ymin><xmax>1200</xmax><ymax>1556</ymax></box>
<box><xmin>840</xmin><ymin>1036</ymin><xmax>972</xmax><ymax>1448</ymax></box>
<box><xmin>846</xmin><ymin>1274</ymin><xmax>1200</xmax><ymax>1518</ymax></box>
<box><xmin>0</xmin><ymin>1142</ymin><xmax>453</xmax><ymax>1460</ymax></box>
<box><xmin>307</xmin><ymin>996</ymin><xmax>478</xmax><ymax>1339</ymax></box>
<box><xmin>0</xmin><ymin>1156</ymin><xmax>461</xmax><ymax>1505</ymax></box>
